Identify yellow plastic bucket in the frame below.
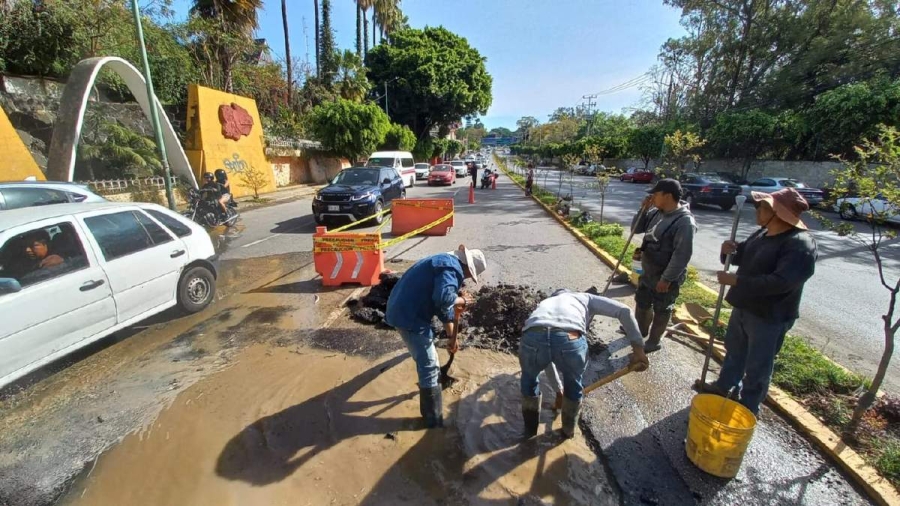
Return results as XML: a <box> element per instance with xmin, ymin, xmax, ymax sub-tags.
<box><xmin>685</xmin><ymin>393</ymin><xmax>757</xmax><ymax>478</ymax></box>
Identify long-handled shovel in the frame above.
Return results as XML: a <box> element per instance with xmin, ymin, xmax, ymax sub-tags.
<box><xmin>439</xmin><ymin>307</ymin><xmax>463</xmax><ymax>387</ymax></box>
<box><xmin>697</xmin><ymin>195</ymin><xmax>747</xmax><ymax>388</ymax></box>
<box><xmin>602</xmin><ymin>204</ymin><xmax>648</xmax><ymax>295</ymax></box>
<box><xmin>583</xmin><ymin>364</ymin><xmax>639</xmax><ymax>395</ymax></box>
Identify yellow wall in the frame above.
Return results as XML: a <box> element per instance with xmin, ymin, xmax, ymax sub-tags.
<box><xmin>0</xmin><ymin>105</ymin><xmax>44</xmax><ymax>181</ymax></box>
<box><xmin>185</xmin><ymin>85</ymin><xmax>276</xmax><ymax>198</ymax></box>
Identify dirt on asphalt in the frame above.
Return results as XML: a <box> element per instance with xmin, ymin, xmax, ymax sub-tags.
<box><xmin>347</xmin><ymin>272</ymin><xmax>609</xmax><ymax>356</ymax></box>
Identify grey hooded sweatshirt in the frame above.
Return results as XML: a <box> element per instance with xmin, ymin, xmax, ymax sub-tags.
<box><xmin>632</xmin><ymin>204</ymin><xmax>697</xmax><ymax>283</ymax></box>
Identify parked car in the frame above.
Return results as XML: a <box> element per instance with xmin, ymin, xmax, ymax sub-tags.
<box><xmin>0</xmin><ymin>202</ymin><xmax>217</xmax><ymax>388</ymax></box>
<box><xmin>451</xmin><ymin>160</ymin><xmax>468</xmax><ymax>177</ymax></box>
<box><xmin>620</xmin><ymin>167</ymin><xmax>654</xmax><ymax>184</ymax></box>
<box><xmin>0</xmin><ymin>181</ymin><xmax>106</xmax><ymax>210</ymax></box>
<box><xmin>834</xmin><ymin>195</ymin><xmax>900</xmax><ymax>225</ymax></box>
<box><xmin>428</xmin><ymin>164</ymin><xmax>457</xmax><ymax>186</ymax></box>
<box><xmin>414</xmin><ymin>163</ymin><xmax>430</xmax><ymax>180</ymax></box>
<box><xmin>312</xmin><ymin>167</ymin><xmax>405</xmax><ymax>225</ymax></box>
<box><xmin>713</xmin><ymin>172</ymin><xmax>748</xmax><ymax>185</ymax></box>
<box><xmin>742</xmin><ymin>177</ymin><xmax>824</xmax><ymax>206</ymax></box>
<box><xmin>680</xmin><ymin>173</ymin><xmax>744</xmax><ymax>211</ymax></box>
<box><xmin>366</xmin><ymin>150</ymin><xmax>417</xmax><ymax>188</ymax></box>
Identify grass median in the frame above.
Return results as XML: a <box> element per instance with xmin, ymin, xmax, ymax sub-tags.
<box><xmin>499</xmin><ymin>156</ymin><xmax>900</xmax><ymax>488</ymax></box>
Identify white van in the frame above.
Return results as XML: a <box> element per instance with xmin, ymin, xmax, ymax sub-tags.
<box><xmin>367</xmin><ymin>151</ymin><xmax>417</xmax><ymax>188</ymax></box>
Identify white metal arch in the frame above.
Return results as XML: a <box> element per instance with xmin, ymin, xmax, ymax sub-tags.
<box><xmin>47</xmin><ymin>56</ymin><xmax>196</xmax><ymax>187</ymax></box>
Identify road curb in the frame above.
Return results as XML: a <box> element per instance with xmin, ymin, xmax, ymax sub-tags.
<box><xmin>497</xmin><ymin>158</ymin><xmax>900</xmax><ymax>505</ymax></box>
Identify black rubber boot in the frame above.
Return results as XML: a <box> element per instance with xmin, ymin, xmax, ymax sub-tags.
<box><xmin>419</xmin><ymin>386</ymin><xmax>444</xmax><ymax>428</ymax></box>
<box><xmin>561</xmin><ymin>397</ymin><xmax>582</xmax><ymax>439</ymax></box>
<box><xmin>635</xmin><ymin>307</ymin><xmax>653</xmax><ymax>338</ymax></box>
<box><xmin>644</xmin><ymin>309</ymin><xmax>672</xmax><ymax>353</ymax></box>
<box><xmin>521</xmin><ymin>394</ymin><xmax>542</xmax><ymax>438</ymax></box>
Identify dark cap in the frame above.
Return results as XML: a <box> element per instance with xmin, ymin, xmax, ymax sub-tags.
<box><xmin>646</xmin><ymin>178</ymin><xmax>682</xmax><ymax>198</ymax></box>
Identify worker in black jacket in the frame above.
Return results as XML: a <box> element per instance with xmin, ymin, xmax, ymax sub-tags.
<box><xmin>698</xmin><ymin>187</ymin><xmax>817</xmax><ymax>415</ymax></box>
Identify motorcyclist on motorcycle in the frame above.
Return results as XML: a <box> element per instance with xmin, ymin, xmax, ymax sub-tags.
<box><xmin>201</xmin><ymin>172</ymin><xmax>230</xmax><ymax>216</ymax></box>
<box><xmin>481</xmin><ymin>168</ymin><xmax>494</xmax><ymax>189</ymax></box>
<box><xmin>214</xmin><ymin>169</ymin><xmax>236</xmax><ymax>207</ymax></box>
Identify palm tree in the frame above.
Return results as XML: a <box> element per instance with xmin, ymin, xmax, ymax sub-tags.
<box><xmin>281</xmin><ymin>0</ymin><xmax>292</xmax><ymax>105</ymax></box>
<box><xmin>190</xmin><ymin>0</ymin><xmax>262</xmax><ymax>92</ymax></box>
<box><xmin>357</xmin><ymin>0</ymin><xmax>373</xmax><ymax>57</ymax></box>
<box><xmin>335</xmin><ymin>50</ymin><xmax>370</xmax><ymax>102</ymax></box>
<box><xmin>373</xmin><ymin>0</ymin><xmax>402</xmax><ymax>45</ymax></box>
<box><xmin>314</xmin><ymin>0</ymin><xmax>320</xmax><ymax>75</ymax></box>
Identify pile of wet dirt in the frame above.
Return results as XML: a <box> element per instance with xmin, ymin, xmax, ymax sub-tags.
<box><xmin>348</xmin><ymin>275</ymin><xmax>607</xmax><ymax>355</ymax></box>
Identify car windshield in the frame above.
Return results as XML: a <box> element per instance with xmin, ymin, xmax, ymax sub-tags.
<box><xmin>779</xmin><ymin>179</ymin><xmax>807</xmax><ymax>188</ymax></box>
<box><xmin>698</xmin><ymin>174</ymin><xmax>726</xmax><ymax>183</ymax></box>
<box><xmin>433</xmin><ymin>166</ymin><xmax>451</xmax><ymax>172</ymax></box>
<box><xmin>367</xmin><ymin>158</ymin><xmax>396</xmax><ymax>167</ymax></box>
<box><xmin>451</xmin><ymin>161</ymin><xmax>464</xmax><ymax>166</ymax></box>
<box><xmin>332</xmin><ymin>169</ymin><xmax>379</xmax><ymax>185</ymax></box>
<box><xmin>415</xmin><ymin>164</ymin><xmax>429</xmax><ymax>169</ymax></box>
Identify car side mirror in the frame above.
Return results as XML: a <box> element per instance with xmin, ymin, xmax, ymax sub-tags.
<box><xmin>382</xmin><ymin>178</ymin><xmax>392</xmax><ymax>185</ymax></box>
<box><xmin>0</xmin><ymin>278</ymin><xmax>22</xmax><ymax>295</ymax></box>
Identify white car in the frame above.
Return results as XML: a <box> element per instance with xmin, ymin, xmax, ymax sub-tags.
<box><xmin>0</xmin><ymin>202</ymin><xmax>218</xmax><ymax>388</ymax></box>
<box><xmin>835</xmin><ymin>196</ymin><xmax>900</xmax><ymax>225</ymax></box>
<box><xmin>0</xmin><ymin>181</ymin><xmax>106</xmax><ymax>210</ymax></box>
<box><xmin>451</xmin><ymin>160</ymin><xmax>467</xmax><ymax>177</ymax></box>
<box><xmin>414</xmin><ymin>163</ymin><xmax>430</xmax><ymax>180</ymax></box>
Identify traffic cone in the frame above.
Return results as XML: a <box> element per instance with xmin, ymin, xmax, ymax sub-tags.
<box><xmin>491</xmin><ymin>175</ymin><xmax>497</xmax><ymax>190</ymax></box>
<box><xmin>468</xmin><ymin>183</ymin><xmax>475</xmax><ymax>204</ymax></box>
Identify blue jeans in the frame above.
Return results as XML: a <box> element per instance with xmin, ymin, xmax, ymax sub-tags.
<box><xmin>398</xmin><ymin>327</ymin><xmax>440</xmax><ymax>389</ymax></box>
<box><xmin>519</xmin><ymin>327</ymin><xmax>589</xmax><ymax>402</ymax></box>
<box><xmin>714</xmin><ymin>308</ymin><xmax>794</xmax><ymax>415</ymax></box>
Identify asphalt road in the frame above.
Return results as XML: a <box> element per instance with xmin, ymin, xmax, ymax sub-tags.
<box><xmin>524</xmin><ymin>167</ymin><xmax>900</xmax><ymax>393</ymax></box>
<box><xmin>0</xmin><ymin>164</ymin><xmax>871</xmax><ymax>505</ymax></box>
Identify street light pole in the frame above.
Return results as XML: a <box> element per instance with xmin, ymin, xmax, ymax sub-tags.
<box><xmin>384</xmin><ymin>82</ymin><xmax>389</xmax><ymax>120</ymax></box>
<box><xmin>130</xmin><ymin>0</ymin><xmax>176</xmax><ymax>210</ymax></box>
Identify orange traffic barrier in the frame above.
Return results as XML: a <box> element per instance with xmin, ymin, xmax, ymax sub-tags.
<box><xmin>391</xmin><ymin>199</ymin><xmax>454</xmax><ymax>237</ymax></box>
<box><xmin>313</xmin><ymin>227</ymin><xmax>384</xmax><ymax>286</ymax></box>
<box><xmin>468</xmin><ymin>184</ymin><xmax>475</xmax><ymax>204</ymax></box>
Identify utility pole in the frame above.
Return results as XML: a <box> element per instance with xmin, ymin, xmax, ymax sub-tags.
<box><xmin>130</xmin><ymin>0</ymin><xmax>175</xmax><ymax>210</ymax></box>
<box><xmin>582</xmin><ymin>93</ymin><xmax>598</xmax><ymax>137</ymax></box>
<box><xmin>384</xmin><ymin>82</ymin><xmax>389</xmax><ymax>119</ymax></box>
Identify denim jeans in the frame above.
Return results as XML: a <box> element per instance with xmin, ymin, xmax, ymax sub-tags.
<box><xmin>519</xmin><ymin>327</ymin><xmax>589</xmax><ymax>402</ymax></box>
<box><xmin>714</xmin><ymin>308</ymin><xmax>794</xmax><ymax>415</ymax></box>
<box><xmin>398</xmin><ymin>327</ymin><xmax>440</xmax><ymax>389</ymax></box>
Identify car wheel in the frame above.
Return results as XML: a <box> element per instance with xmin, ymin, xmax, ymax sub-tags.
<box><xmin>373</xmin><ymin>200</ymin><xmax>385</xmax><ymax>225</ymax></box>
<box><xmin>840</xmin><ymin>205</ymin><xmax>858</xmax><ymax>221</ymax></box>
<box><xmin>400</xmin><ymin>189</ymin><xmax>406</xmax><ymax>199</ymax></box>
<box><xmin>720</xmin><ymin>203</ymin><xmax>734</xmax><ymax>211</ymax></box>
<box><xmin>178</xmin><ymin>266</ymin><xmax>216</xmax><ymax>313</ymax></box>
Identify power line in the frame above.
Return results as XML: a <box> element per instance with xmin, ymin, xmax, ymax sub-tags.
<box><xmin>588</xmin><ymin>73</ymin><xmax>652</xmax><ymax>96</ymax></box>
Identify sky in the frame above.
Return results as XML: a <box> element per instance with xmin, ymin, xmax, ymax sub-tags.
<box><xmin>168</xmin><ymin>0</ymin><xmax>686</xmax><ymax>130</ymax></box>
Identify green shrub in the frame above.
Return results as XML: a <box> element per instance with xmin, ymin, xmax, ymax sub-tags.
<box><xmin>875</xmin><ymin>439</ymin><xmax>900</xmax><ymax>485</ymax></box>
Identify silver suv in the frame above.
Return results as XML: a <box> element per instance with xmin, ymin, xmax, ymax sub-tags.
<box><xmin>0</xmin><ymin>182</ymin><xmax>106</xmax><ymax>210</ymax></box>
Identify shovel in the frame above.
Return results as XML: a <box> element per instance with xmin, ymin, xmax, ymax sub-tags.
<box><xmin>697</xmin><ymin>195</ymin><xmax>747</xmax><ymax>387</ymax></box>
<box><xmin>439</xmin><ymin>306</ymin><xmax>463</xmax><ymax>387</ymax></box>
<box><xmin>583</xmin><ymin>364</ymin><xmax>638</xmax><ymax>395</ymax></box>
<box><xmin>602</xmin><ymin>204</ymin><xmax>648</xmax><ymax>295</ymax></box>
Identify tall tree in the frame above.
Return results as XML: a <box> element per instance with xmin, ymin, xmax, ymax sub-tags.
<box><xmin>281</xmin><ymin>0</ymin><xmax>292</xmax><ymax>104</ymax></box>
<box><xmin>190</xmin><ymin>0</ymin><xmax>262</xmax><ymax>92</ymax></box>
<box><xmin>367</xmin><ymin>27</ymin><xmax>493</xmax><ymax>140</ymax></box>
<box><xmin>356</xmin><ymin>1</ymin><xmax>363</xmax><ymax>58</ymax></box>
<box><xmin>313</xmin><ymin>0</ymin><xmax>320</xmax><ymax>75</ymax></box>
<box><xmin>318</xmin><ymin>0</ymin><xmax>337</xmax><ymax>85</ymax></box>
<box><xmin>307</xmin><ymin>98</ymin><xmax>391</xmax><ymax>162</ymax></box>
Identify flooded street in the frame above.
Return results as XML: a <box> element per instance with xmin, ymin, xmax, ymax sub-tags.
<box><xmin>0</xmin><ymin>175</ymin><xmax>874</xmax><ymax>505</ymax></box>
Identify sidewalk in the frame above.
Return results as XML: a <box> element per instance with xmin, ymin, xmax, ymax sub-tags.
<box><xmin>235</xmin><ymin>183</ymin><xmax>324</xmax><ymax>212</ymax></box>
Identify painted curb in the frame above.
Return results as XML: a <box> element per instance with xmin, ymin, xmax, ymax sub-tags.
<box><xmin>497</xmin><ymin>157</ymin><xmax>898</xmax><ymax>506</ymax></box>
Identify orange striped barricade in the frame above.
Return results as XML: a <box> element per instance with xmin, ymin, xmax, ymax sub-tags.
<box><xmin>390</xmin><ymin>199</ymin><xmax>454</xmax><ymax>237</ymax></box>
<box><xmin>313</xmin><ymin>227</ymin><xmax>384</xmax><ymax>286</ymax></box>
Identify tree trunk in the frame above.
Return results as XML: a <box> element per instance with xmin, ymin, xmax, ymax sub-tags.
<box><xmin>281</xmin><ymin>0</ymin><xmax>292</xmax><ymax>105</ymax></box>
<box><xmin>848</xmin><ymin>295</ymin><xmax>897</xmax><ymax>433</ymax></box>
<box><xmin>600</xmin><ymin>194</ymin><xmax>605</xmax><ymax>225</ymax></box>
<box><xmin>372</xmin><ymin>16</ymin><xmax>377</xmax><ymax>47</ymax></box>
<box><xmin>314</xmin><ymin>0</ymin><xmax>320</xmax><ymax>76</ymax></box>
<box><xmin>363</xmin><ymin>9</ymin><xmax>369</xmax><ymax>56</ymax></box>
<box><xmin>356</xmin><ymin>3</ymin><xmax>363</xmax><ymax>58</ymax></box>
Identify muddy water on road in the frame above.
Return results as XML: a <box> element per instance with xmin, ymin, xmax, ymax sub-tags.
<box><xmin>62</xmin><ymin>341</ymin><xmax>616</xmax><ymax>505</ymax></box>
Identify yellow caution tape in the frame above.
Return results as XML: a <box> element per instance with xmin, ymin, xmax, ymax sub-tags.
<box><xmin>378</xmin><ymin>211</ymin><xmax>454</xmax><ymax>249</ymax></box>
<box><xmin>324</xmin><ymin>206</ymin><xmax>393</xmax><ymax>234</ymax></box>
<box><xmin>392</xmin><ymin>200</ymin><xmax>454</xmax><ymax>211</ymax></box>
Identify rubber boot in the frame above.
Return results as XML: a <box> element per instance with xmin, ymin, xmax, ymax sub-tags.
<box><xmin>521</xmin><ymin>394</ymin><xmax>542</xmax><ymax>438</ymax></box>
<box><xmin>635</xmin><ymin>307</ymin><xmax>653</xmax><ymax>338</ymax></box>
<box><xmin>644</xmin><ymin>310</ymin><xmax>671</xmax><ymax>353</ymax></box>
<box><xmin>419</xmin><ymin>386</ymin><xmax>444</xmax><ymax>428</ymax></box>
<box><xmin>561</xmin><ymin>397</ymin><xmax>582</xmax><ymax>439</ymax></box>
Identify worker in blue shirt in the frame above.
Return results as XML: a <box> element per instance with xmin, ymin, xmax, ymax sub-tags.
<box><xmin>385</xmin><ymin>245</ymin><xmax>487</xmax><ymax>428</ymax></box>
